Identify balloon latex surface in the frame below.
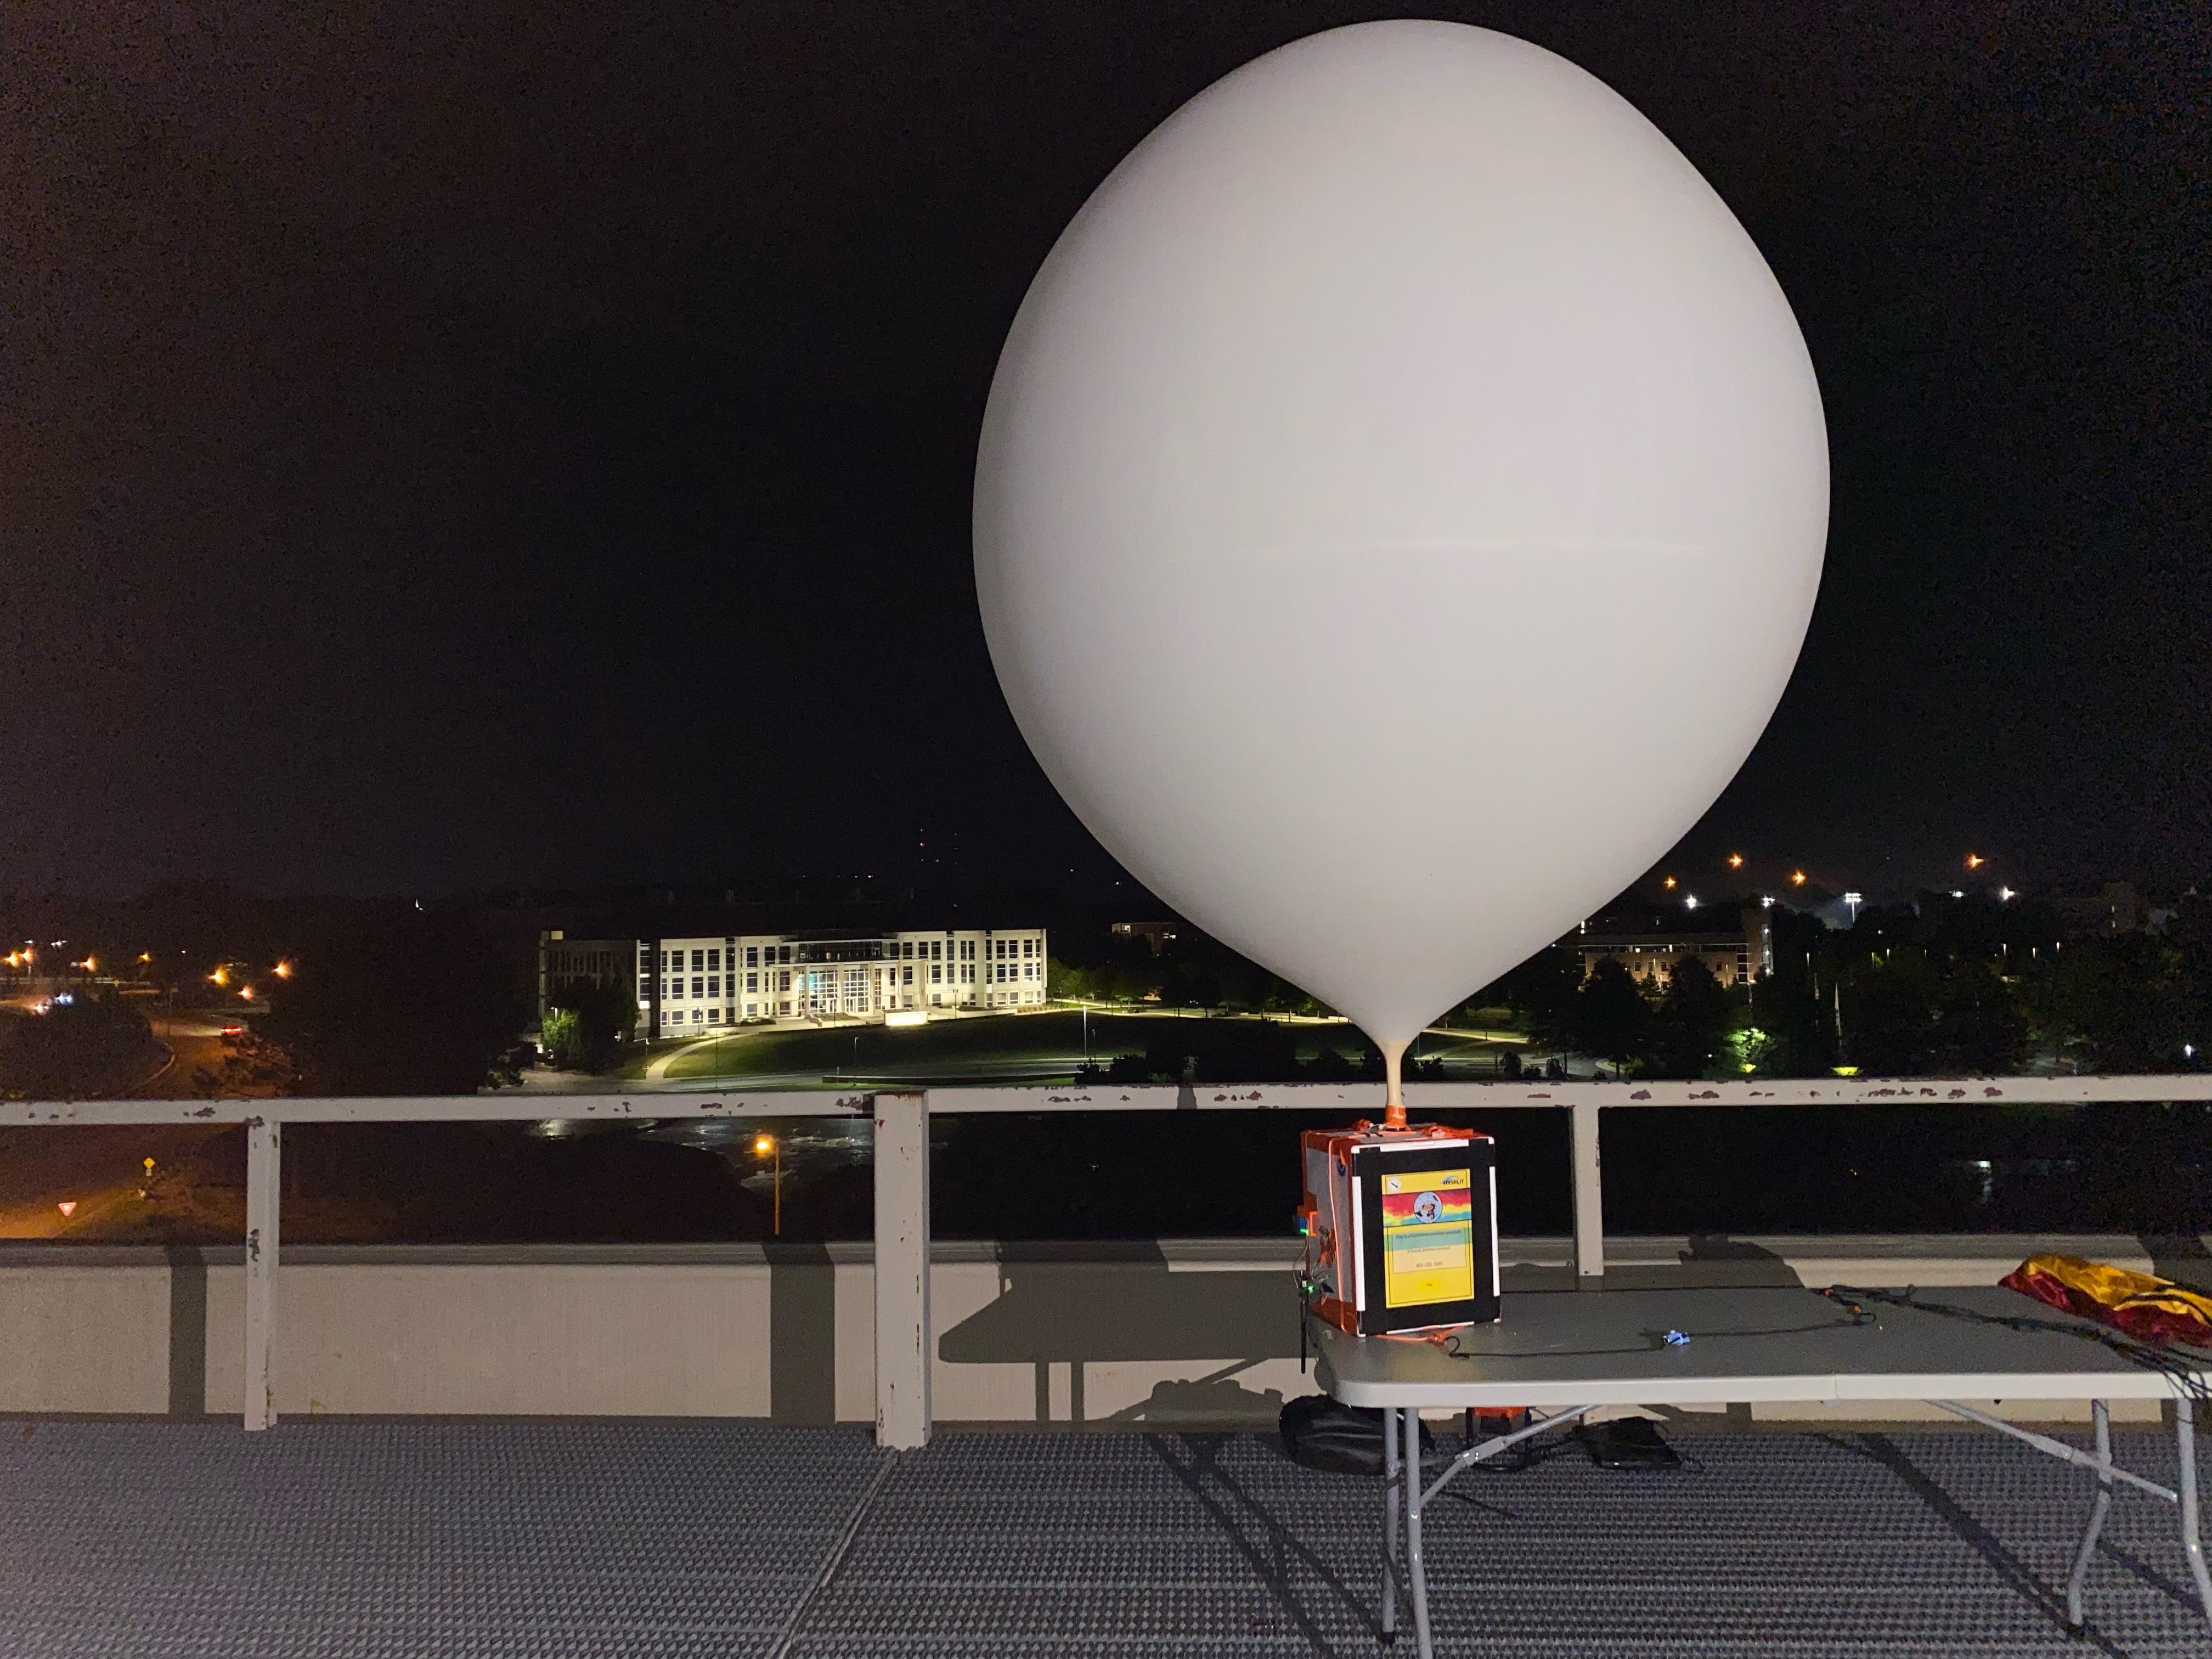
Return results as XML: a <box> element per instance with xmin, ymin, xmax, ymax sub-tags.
<box><xmin>975</xmin><ymin>21</ymin><xmax>1827</xmax><ymax>1053</ymax></box>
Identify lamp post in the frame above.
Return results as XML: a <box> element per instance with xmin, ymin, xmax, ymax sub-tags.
<box><xmin>755</xmin><ymin>1131</ymin><xmax>781</xmax><ymax>1237</ymax></box>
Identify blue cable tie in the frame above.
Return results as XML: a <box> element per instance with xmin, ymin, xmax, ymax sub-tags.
<box><xmin>1663</xmin><ymin>1329</ymin><xmax>1690</xmax><ymax>1347</ymax></box>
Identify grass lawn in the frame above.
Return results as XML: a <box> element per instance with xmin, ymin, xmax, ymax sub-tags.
<box><xmin>655</xmin><ymin>1008</ymin><xmax>1392</xmax><ymax>1086</ymax></box>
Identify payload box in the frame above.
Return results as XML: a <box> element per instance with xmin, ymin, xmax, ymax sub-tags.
<box><xmin>1300</xmin><ymin>1121</ymin><xmax>1500</xmax><ymax>1336</ymax></box>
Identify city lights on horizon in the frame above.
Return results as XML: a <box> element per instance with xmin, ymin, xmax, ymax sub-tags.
<box><xmin>1652</xmin><ymin>849</ymin><xmax>2023</xmax><ymax>898</ymax></box>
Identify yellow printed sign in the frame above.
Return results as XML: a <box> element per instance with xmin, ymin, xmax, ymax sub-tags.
<box><xmin>1380</xmin><ymin>1167</ymin><xmax>1475</xmax><ymax>1308</ymax></box>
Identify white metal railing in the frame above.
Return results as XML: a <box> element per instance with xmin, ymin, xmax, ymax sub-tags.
<box><xmin>10</xmin><ymin>1075</ymin><xmax>2212</xmax><ymax>1443</ymax></box>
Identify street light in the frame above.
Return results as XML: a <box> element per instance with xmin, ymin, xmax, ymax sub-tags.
<box><xmin>754</xmin><ymin>1132</ymin><xmax>782</xmax><ymax>1237</ymax></box>
<box><xmin>1790</xmin><ymin>871</ymin><xmax>1807</xmax><ymax>886</ymax></box>
<box><xmin>1727</xmin><ymin>853</ymin><xmax>1743</xmax><ymax>868</ymax></box>
<box><xmin>1965</xmin><ymin>853</ymin><xmax>1986</xmax><ymax>870</ymax></box>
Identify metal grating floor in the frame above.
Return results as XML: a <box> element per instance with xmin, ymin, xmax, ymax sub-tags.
<box><xmin>2</xmin><ymin>1419</ymin><xmax>2208</xmax><ymax>1657</ymax></box>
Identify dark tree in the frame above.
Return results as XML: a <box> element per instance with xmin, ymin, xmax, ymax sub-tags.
<box><xmin>1575</xmin><ymin>958</ymin><xmax>1652</xmax><ymax>1075</ymax></box>
<box><xmin>1650</xmin><ymin>957</ymin><xmax>1735</xmax><ymax>1080</ymax></box>
<box><xmin>543</xmin><ymin>976</ymin><xmax>639</xmax><ymax>1073</ymax></box>
<box><xmin>1473</xmin><ymin>946</ymin><xmax>1583</xmax><ymax>1054</ymax></box>
<box><xmin>1843</xmin><ymin>951</ymin><xmax>1941</xmax><ymax>1075</ymax></box>
<box><xmin>0</xmin><ymin>996</ymin><xmax>165</xmax><ymax>1099</ymax></box>
<box><xmin>2030</xmin><ymin>934</ymin><xmax>2204</xmax><ymax>1073</ymax></box>
<box><xmin>1931</xmin><ymin>961</ymin><xmax>2028</xmax><ymax>1073</ymax></box>
<box><xmin>198</xmin><ymin>906</ymin><xmax>528</xmax><ymax>1097</ymax></box>
<box><xmin>1748</xmin><ymin>904</ymin><xmax>1838</xmax><ymax>1076</ymax></box>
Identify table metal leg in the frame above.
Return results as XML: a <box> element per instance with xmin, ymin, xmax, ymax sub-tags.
<box><xmin>2064</xmin><ymin>1400</ymin><xmax>2112</xmax><ymax>1632</ymax></box>
<box><xmin>1381</xmin><ymin>1406</ymin><xmax>1400</xmax><ymax>1644</ymax></box>
<box><xmin>2177</xmin><ymin>1395</ymin><xmax>2212</xmax><ymax>1627</ymax></box>
<box><xmin>1406</xmin><ymin>1408</ymin><xmax>1434</xmax><ymax>1659</ymax></box>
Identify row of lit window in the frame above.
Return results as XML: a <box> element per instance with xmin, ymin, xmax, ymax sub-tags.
<box><xmin>649</xmin><ymin>937</ymin><xmax>1042</xmax><ymax>974</ymax></box>
<box><xmin>651</xmin><ymin>961</ymin><xmax>1052</xmax><ymax>1001</ymax></box>
<box><xmin>663</xmin><ymin>1005</ymin><xmax>786</xmax><ymax>1025</ymax></box>
<box><xmin>648</xmin><ymin>946</ymin><xmax>810</xmax><ymax>973</ymax></box>
<box><xmin>648</xmin><ymin>968</ymin><xmax>811</xmax><ymax>1002</ymax></box>
<box><xmin>654</xmin><ymin>979</ymin><xmax>1042</xmax><ymax>1029</ymax></box>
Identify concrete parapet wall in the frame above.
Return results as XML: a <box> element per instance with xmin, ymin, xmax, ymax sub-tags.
<box><xmin>0</xmin><ymin>1234</ymin><xmax>2170</xmax><ymax>1426</ymax></box>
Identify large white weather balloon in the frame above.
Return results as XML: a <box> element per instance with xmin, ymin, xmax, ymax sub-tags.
<box><xmin>975</xmin><ymin>21</ymin><xmax>1827</xmax><ymax>1114</ymax></box>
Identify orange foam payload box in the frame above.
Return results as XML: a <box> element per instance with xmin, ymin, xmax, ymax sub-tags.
<box><xmin>1301</xmin><ymin>1121</ymin><xmax>1500</xmax><ymax>1337</ymax></box>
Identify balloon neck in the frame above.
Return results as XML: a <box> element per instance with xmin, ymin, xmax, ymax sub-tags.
<box><xmin>1381</xmin><ymin>1043</ymin><xmax>1407</xmax><ymax>1129</ymax></box>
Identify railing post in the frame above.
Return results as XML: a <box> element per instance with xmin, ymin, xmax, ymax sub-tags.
<box><xmin>873</xmin><ymin>1090</ymin><xmax>930</xmax><ymax>1449</ymax></box>
<box><xmin>1570</xmin><ymin>1101</ymin><xmax>1603</xmax><ymax>1286</ymax></box>
<box><xmin>244</xmin><ymin>1115</ymin><xmax>280</xmax><ymax>1429</ymax></box>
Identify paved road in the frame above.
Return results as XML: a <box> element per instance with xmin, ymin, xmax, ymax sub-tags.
<box><xmin>0</xmin><ymin>1014</ymin><xmax>241</xmax><ymax>1239</ymax></box>
<box><xmin>132</xmin><ymin>1013</ymin><xmax>240</xmax><ymax>1098</ymax></box>
<box><xmin>0</xmin><ymin>1121</ymin><xmax>232</xmax><ymax>1239</ymax></box>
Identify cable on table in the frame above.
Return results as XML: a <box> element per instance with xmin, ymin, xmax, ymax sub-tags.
<box><xmin>1821</xmin><ymin>1283</ymin><xmax>2212</xmax><ymax>1412</ymax></box>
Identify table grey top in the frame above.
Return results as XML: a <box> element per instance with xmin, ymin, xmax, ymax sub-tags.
<box><xmin>1314</xmin><ymin>1285</ymin><xmax>2212</xmax><ymax>1407</ymax></box>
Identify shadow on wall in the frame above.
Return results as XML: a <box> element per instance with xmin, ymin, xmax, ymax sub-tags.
<box><xmin>148</xmin><ymin>1235</ymin><xmax>1810</xmax><ymax>1426</ymax></box>
<box><xmin>166</xmin><ymin>1245</ymin><xmax>207</xmax><ymax>1420</ymax></box>
<box><xmin>771</xmin><ymin>1243</ymin><xmax>837</xmax><ymax>1426</ymax></box>
<box><xmin>939</xmin><ymin>1250</ymin><xmax>1305</xmax><ymax>1426</ymax></box>
<box><xmin>934</xmin><ymin>1236</ymin><xmax>1808</xmax><ymax>1426</ymax></box>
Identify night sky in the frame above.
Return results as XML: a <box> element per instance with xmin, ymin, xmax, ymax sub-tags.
<box><xmin>5</xmin><ymin>3</ymin><xmax>2205</xmax><ymax>901</ymax></box>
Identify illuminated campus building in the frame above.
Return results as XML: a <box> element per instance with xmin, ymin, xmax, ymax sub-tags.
<box><xmin>1573</xmin><ymin>900</ymin><xmax>1772</xmax><ymax>989</ymax></box>
<box><xmin>539</xmin><ymin>927</ymin><xmax>1049</xmax><ymax>1040</ymax></box>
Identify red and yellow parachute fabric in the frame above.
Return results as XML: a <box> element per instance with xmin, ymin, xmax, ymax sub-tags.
<box><xmin>2001</xmin><ymin>1254</ymin><xmax>2212</xmax><ymax>1348</ymax></box>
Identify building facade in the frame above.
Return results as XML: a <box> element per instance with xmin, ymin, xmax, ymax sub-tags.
<box><xmin>539</xmin><ymin>936</ymin><xmax>637</xmax><ymax>1003</ymax></box>
<box><xmin>1575</xmin><ymin>900</ymin><xmax>1772</xmax><ymax>990</ymax></box>
<box><xmin>544</xmin><ymin>927</ymin><xmax>1049</xmax><ymax>1040</ymax></box>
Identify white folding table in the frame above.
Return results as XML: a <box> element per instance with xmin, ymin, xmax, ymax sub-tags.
<box><xmin>1312</xmin><ymin>1284</ymin><xmax>2212</xmax><ymax>1657</ymax></box>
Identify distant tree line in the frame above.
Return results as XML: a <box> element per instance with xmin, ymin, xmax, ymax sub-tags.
<box><xmin>1047</xmin><ymin>927</ymin><xmax>1333</xmax><ymax>1017</ymax></box>
<box><xmin>1466</xmin><ymin>890</ymin><xmax>2212</xmax><ymax>1080</ymax></box>
<box><xmin>0</xmin><ymin>996</ymin><xmax>166</xmax><ymax>1099</ymax></box>
<box><xmin>195</xmin><ymin>904</ymin><xmax>531</xmax><ymax>1097</ymax></box>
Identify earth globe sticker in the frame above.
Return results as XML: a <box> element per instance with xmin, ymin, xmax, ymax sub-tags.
<box><xmin>974</xmin><ymin>21</ymin><xmax>1828</xmax><ymax>1120</ymax></box>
